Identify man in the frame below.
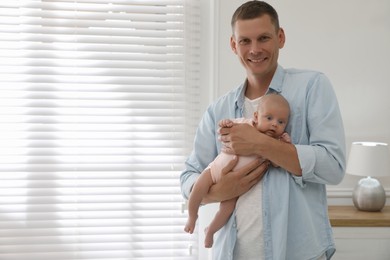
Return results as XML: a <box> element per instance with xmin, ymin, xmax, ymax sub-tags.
<box><xmin>180</xmin><ymin>1</ymin><xmax>346</xmax><ymax>259</ymax></box>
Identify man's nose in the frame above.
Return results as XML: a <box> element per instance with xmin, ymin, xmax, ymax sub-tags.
<box><xmin>250</xmin><ymin>42</ymin><xmax>262</xmax><ymax>54</ymax></box>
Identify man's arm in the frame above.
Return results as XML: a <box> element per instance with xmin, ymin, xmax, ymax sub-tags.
<box><xmin>202</xmin><ymin>156</ymin><xmax>268</xmax><ymax>203</ymax></box>
<box><xmin>219</xmin><ymin>125</ymin><xmax>302</xmax><ymax>176</ymax></box>
<box><xmin>218</xmin><ymin>74</ymin><xmax>346</xmax><ymax>185</ymax></box>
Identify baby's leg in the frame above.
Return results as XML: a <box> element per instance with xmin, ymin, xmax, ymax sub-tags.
<box><xmin>184</xmin><ymin>168</ymin><xmax>214</xmax><ymax>234</ymax></box>
<box><xmin>204</xmin><ymin>197</ymin><xmax>237</xmax><ymax>248</ymax></box>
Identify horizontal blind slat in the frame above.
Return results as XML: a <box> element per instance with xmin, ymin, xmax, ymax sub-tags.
<box><xmin>0</xmin><ymin>0</ymin><xmax>200</xmax><ymax>259</ymax></box>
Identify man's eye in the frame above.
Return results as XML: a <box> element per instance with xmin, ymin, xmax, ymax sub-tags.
<box><xmin>259</xmin><ymin>36</ymin><xmax>270</xmax><ymax>42</ymax></box>
<box><xmin>239</xmin><ymin>39</ymin><xmax>250</xmax><ymax>45</ymax></box>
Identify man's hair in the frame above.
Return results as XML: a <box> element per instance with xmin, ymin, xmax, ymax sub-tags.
<box><xmin>231</xmin><ymin>1</ymin><xmax>280</xmax><ymax>34</ymax></box>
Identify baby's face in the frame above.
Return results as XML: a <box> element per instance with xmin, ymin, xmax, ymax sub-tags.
<box><xmin>254</xmin><ymin>99</ymin><xmax>289</xmax><ymax>138</ymax></box>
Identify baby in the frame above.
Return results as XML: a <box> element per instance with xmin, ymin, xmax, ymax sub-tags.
<box><xmin>184</xmin><ymin>93</ymin><xmax>291</xmax><ymax>247</ymax></box>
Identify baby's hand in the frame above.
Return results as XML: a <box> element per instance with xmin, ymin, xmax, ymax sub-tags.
<box><xmin>218</xmin><ymin>119</ymin><xmax>234</xmax><ymax>128</ymax></box>
<box><xmin>279</xmin><ymin>132</ymin><xmax>291</xmax><ymax>143</ymax></box>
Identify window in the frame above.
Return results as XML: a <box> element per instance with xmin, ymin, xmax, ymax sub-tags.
<box><xmin>0</xmin><ymin>0</ymin><xmax>200</xmax><ymax>259</ymax></box>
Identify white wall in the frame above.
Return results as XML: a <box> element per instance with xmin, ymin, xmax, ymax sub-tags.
<box><xmin>207</xmin><ymin>0</ymin><xmax>390</xmax><ymax>203</ymax></box>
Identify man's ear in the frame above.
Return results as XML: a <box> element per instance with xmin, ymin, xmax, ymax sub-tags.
<box><xmin>278</xmin><ymin>28</ymin><xmax>286</xmax><ymax>49</ymax></box>
<box><xmin>230</xmin><ymin>36</ymin><xmax>238</xmax><ymax>54</ymax></box>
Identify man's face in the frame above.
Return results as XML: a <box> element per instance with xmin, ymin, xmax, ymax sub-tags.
<box><xmin>230</xmin><ymin>15</ymin><xmax>285</xmax><ymax>80</ymax></box>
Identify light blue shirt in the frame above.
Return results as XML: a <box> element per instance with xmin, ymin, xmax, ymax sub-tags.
<box><xmin>180</xmin><ymin>65</ymin><xmax>346</xmax><ymax>260</ymax></box>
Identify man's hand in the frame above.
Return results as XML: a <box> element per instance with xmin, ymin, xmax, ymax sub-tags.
<box><xmin>203</xmin><ymin>156</ymin><xmax>269</xmax><ymax>203</ymax></box>
<box><xmin>218</xmin><ymin>123</ymin><xmax>261</xmax><ymax>156</ymax></box>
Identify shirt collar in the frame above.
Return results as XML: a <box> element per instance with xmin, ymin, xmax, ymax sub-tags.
<box><xmin>235</xmin><ymin>65</ymin><xmax>285</xmax><ymax>110</ymax></box>
<box><xmin>269</xmin><ymin>65</ymin><xmax>285</xmax><ymax>93</ymax></box>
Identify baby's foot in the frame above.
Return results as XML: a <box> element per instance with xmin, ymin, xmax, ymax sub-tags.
<box><xmin>184</xmin><ymin>215</ymin><xmax>197</xmax><ymax>234</ymax></box>
<box><xmin>204</xmin><ymin>226</ymin><xmax>214</xmax><ymax>248</ymax></box>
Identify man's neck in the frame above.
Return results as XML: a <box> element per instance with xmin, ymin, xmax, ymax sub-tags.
<box><xmin>245</xmin><ymin>69</ymin><xmax>276</xmax><ymax>99</ymax></box>
<box><xmin>245</xmin><ymin>79</ymin><xmax>269</xmax><ymax>99</ymax></box>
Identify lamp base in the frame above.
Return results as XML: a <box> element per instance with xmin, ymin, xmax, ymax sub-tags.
<box><xmin>352</xmin><ymin>176</ymin><xmax>386</xmax><ymax>212</ymax></box>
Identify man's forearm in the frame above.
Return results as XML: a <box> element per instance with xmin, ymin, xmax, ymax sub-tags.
<box><xmin>256</xmin><ymin>136</ymin><xmax>302</xmax><ymax>176</ymax></box>
<box><xmin>203</xmin><ymin>158</ymin><xmax>268</xmax><ymax>203</ymax></box>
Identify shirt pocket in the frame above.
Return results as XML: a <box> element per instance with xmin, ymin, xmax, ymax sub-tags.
<box><xmin>286</xmin><ymin>105</ymin><xmax>307</xmax><ymax>145</ymax></box>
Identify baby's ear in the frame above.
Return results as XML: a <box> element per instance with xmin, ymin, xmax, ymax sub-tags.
<box><xmin>253</xmin><ymin>111</ymin><xmax>259</xmax><ymax>124</ymax></box>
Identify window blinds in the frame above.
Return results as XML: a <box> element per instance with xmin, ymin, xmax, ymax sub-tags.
<box><xmin>0</xmin><ymin>0</ymin><xmax>200</xmax><ymax>259</ymax></box>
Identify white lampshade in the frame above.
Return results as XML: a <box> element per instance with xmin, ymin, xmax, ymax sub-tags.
<box><xmin>346</xmin><ymin>142</ymin><xmax>390</xmax><ymax>177</ymax></box>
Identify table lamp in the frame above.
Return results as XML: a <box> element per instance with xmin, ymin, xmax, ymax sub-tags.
<box><xmin>346</xmin><ymin>142</ymin><xmax>390</xmax><ymax>211</ymax></box>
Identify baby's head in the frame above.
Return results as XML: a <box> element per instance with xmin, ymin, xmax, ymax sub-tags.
<box><xmin>253</xmin><ymin>93</ymin><xmax>290</xmax><ymax>138</ymax></box>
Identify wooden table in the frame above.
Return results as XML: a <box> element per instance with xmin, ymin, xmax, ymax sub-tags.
<box><xmin>328</xmin><ymin>206</ymin><xmax>390</xmax><ymax>259</ymax></box>
<box><xmin>328</xmin><ymin>205</ymin><xmax>390</xmax><ymax>227</ymax></box>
